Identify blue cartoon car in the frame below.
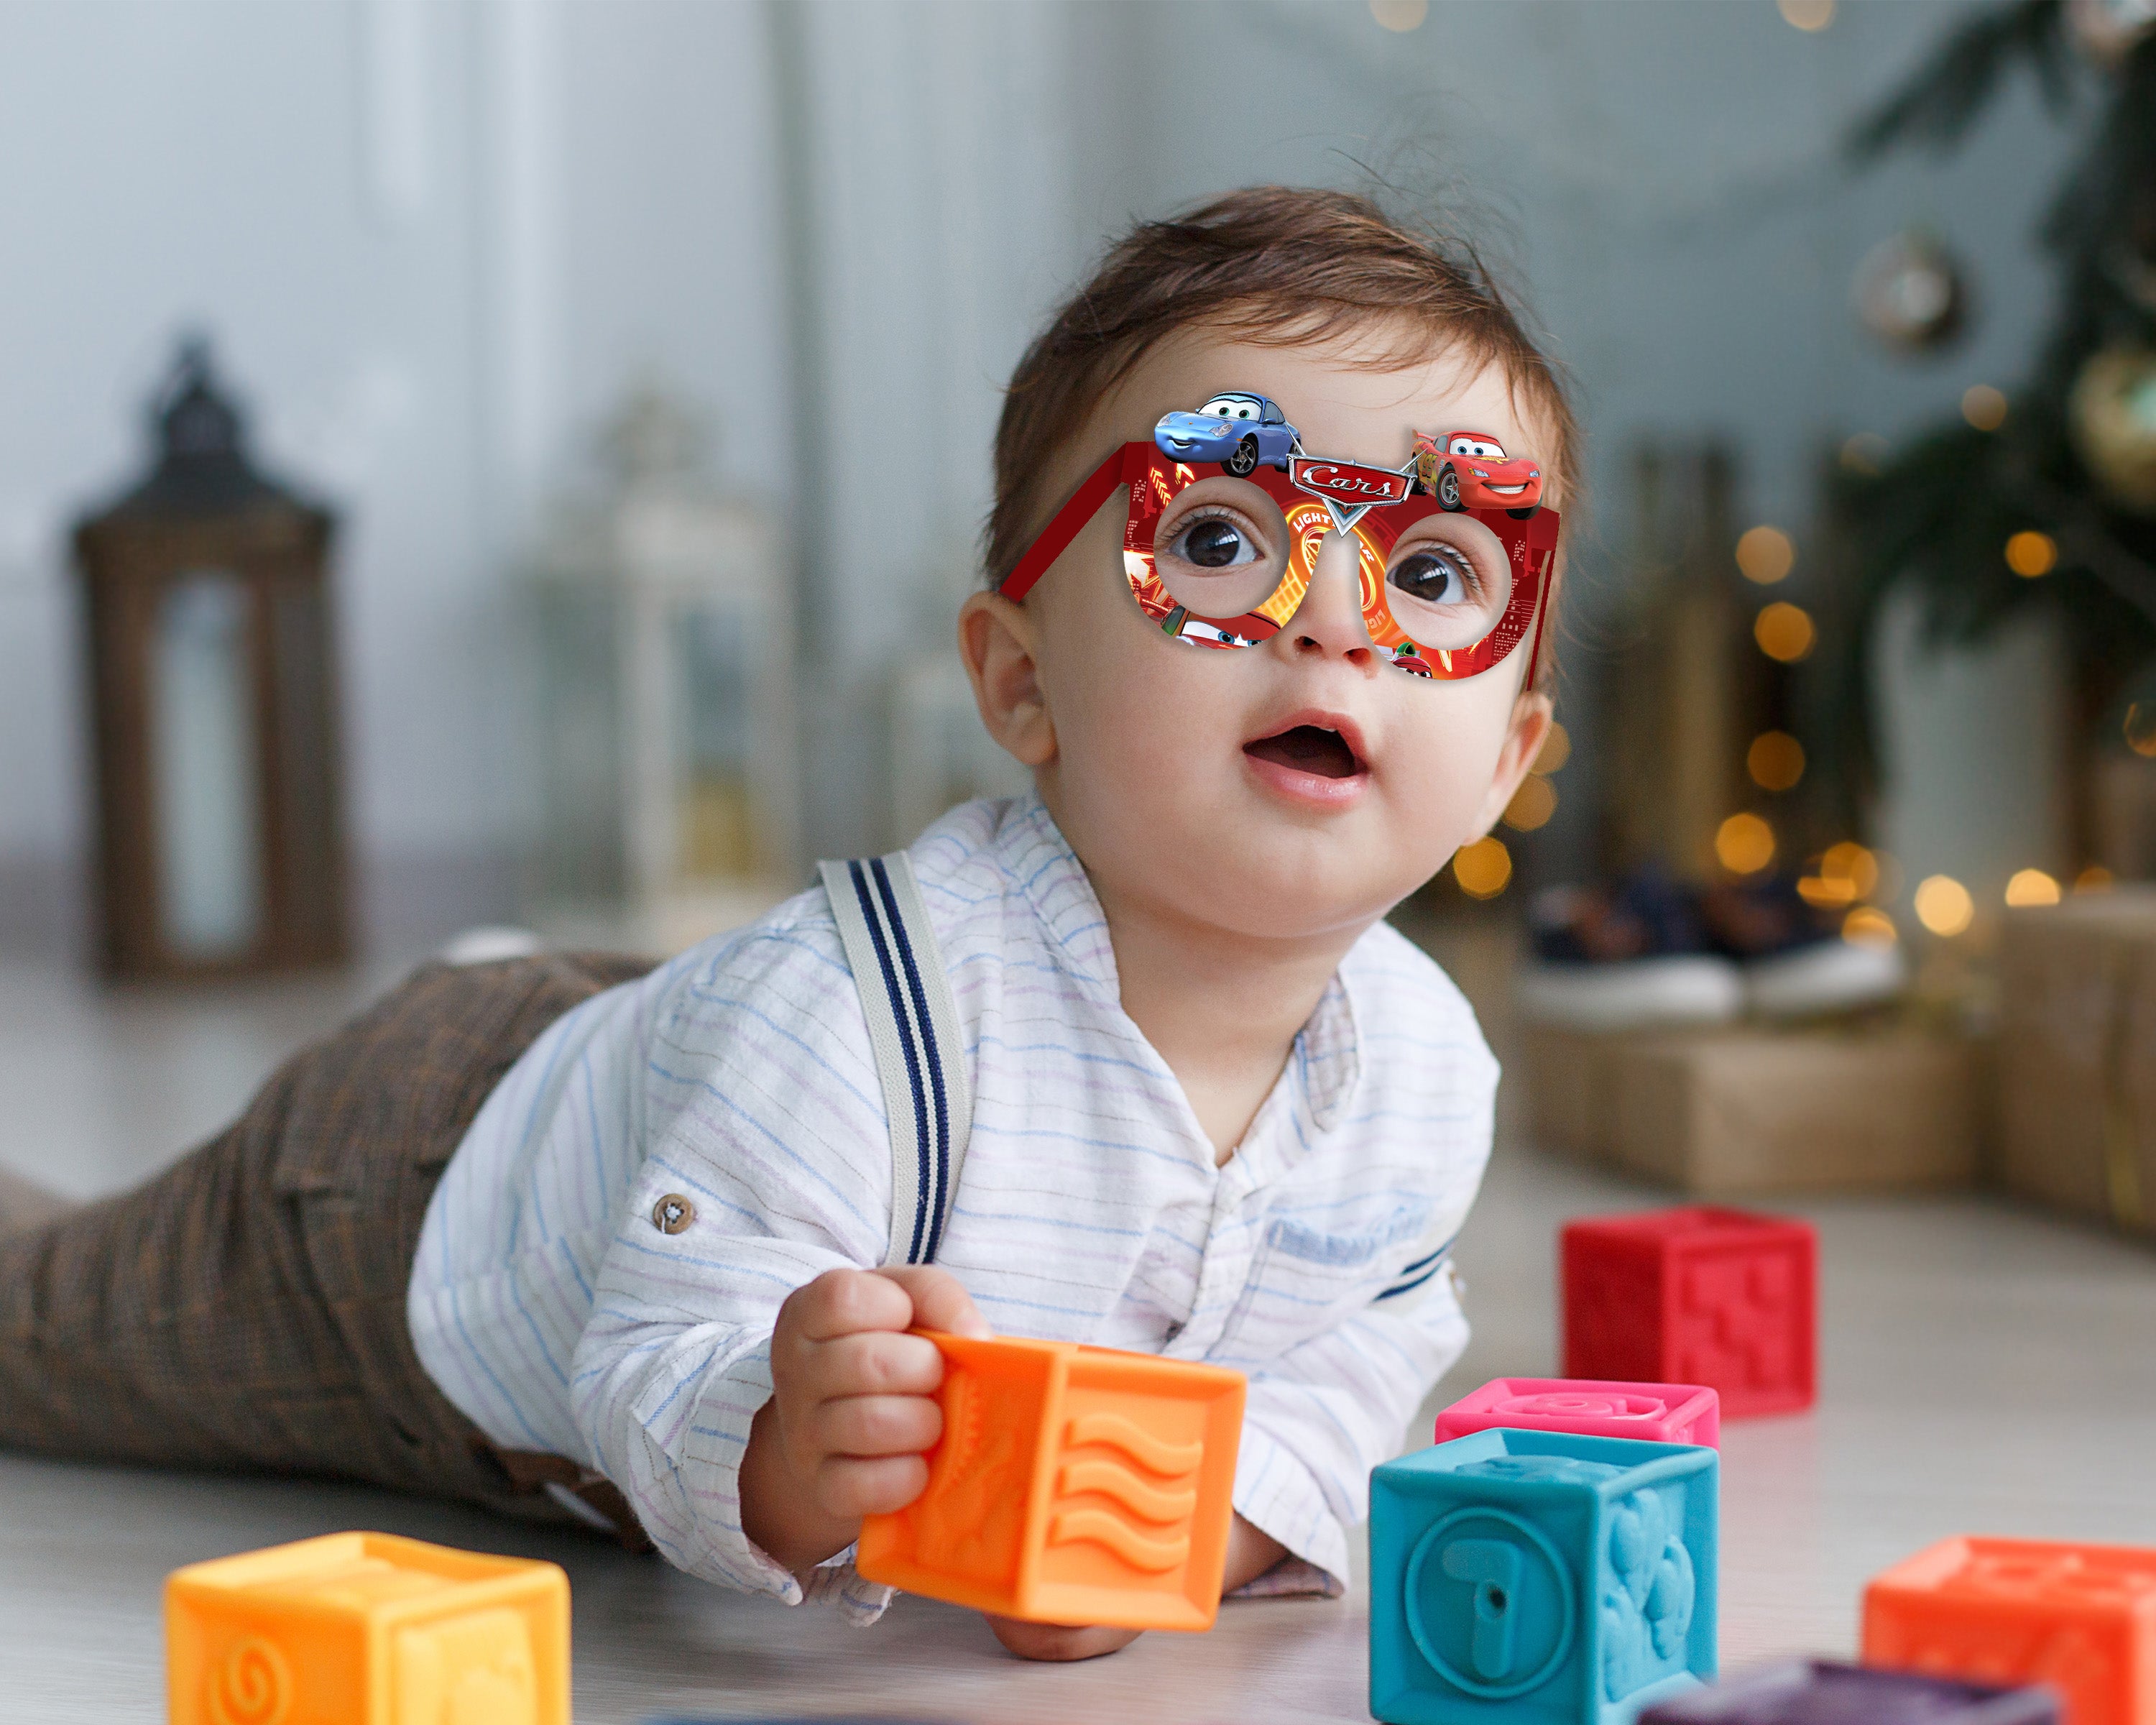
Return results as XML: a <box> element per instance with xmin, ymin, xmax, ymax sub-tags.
<box><xmin>1153</xmin><ymin>392</ymin><xmax>1299</xmax><ymax>477</ymax></box>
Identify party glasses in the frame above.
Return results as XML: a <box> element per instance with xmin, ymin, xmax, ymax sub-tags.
<box><xmin>1000</xmin><ymin>433</ymin><xmax>1560</xmax><ymax>681</ymax></box>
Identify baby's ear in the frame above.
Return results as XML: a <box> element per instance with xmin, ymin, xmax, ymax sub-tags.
<box><xmin>957</xmin><ymin>590</ymin><xmax>1057</xmax><ymax>768</ymax></box>
<box><xmin>1464</xmin><ymin>689</ymin><xmax>1554</xmax><ymax>841</ymax></box>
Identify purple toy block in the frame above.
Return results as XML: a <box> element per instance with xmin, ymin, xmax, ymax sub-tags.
<box><xmin>1434</xmin><ymin>1376</ymin><xmax>1720</xmax><ymax>1449</ymax></box>
<box><xmin>1637</xmin><ymin>1661</ymin><xmax>2060</xmax><ymax>1725</ymax></box>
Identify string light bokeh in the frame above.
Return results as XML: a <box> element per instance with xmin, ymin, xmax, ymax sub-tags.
<box><xmin>2004</xmin><ymin>868</ymin><xmax>2061</xmax><ymax>908</ymax></box>
<box><xmin>1914</xmin><ymin>874</ymin><xmax>1976</xmax><ymax>938</ymax></box>
<box><xmin>1754</xmin><ymin>602</ymin><xmax>1817</xmax><ymax>663</ymax></box>
<box><xmin>2004</xmin><ymin>530</ymin><xmax>2057</xmax><ymax>578</ymax></box>
<box><xmin>1715</xmin><ymin>812</ymin><xmax>1777</xmax><ymax>875</ymax></box>
<box><xmin>1368</xmin><ymin>0</ymin><xmax>1428</xmax><ymax>31</ymax></box>
<box><xmin>1736</xmin><ymin>526</ymin><xmax>1795</xmax><ymax>585</ymax></box>
<box><xmin>1452</xmin><ymin>836</ymin><xmax>1512</xmax><ymax>899</ymax></box>
<box><xmin>1961</xmin><ymin>385</ymin><xmax>2008</xmax><ymax>431</ymax></box>
<box><xmin>1747</xmin><ymin>731</ymin><xmax>1806</xmax><ymax>792</ymax></box>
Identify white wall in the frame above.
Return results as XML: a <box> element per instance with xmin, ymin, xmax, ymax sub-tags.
<box><xmin>1</xmin><ymin>3</ymin><xmax>489</xmax><ymax>883</ymax></box>
<box><xmin>0</xmin><ymin>0</ymin><xmax>2088</xmax><ymax>954</ymax></box>
<box><xmin>553</xmin><ymin>0</ymin><xmax>794</xmax><ymax>507</ymax></box>
<box><xmin>0</xmin><ymin>0</ymin><xmax>792</xmax><ymax>952</ymax></box>
<box><xmin>770</xmin><ymin>0</ymin><xmax>1095</xmax><ymax>856</ymax></box>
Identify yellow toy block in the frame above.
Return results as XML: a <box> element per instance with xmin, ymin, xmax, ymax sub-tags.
<box><xmin>165</xmin><ymin>1531</ymin><xmax>569</xmax><ymax>1725</ymax></box>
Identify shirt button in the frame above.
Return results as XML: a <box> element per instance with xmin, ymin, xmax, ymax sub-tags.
<box><xmin>652</xmin><ymin>1194</ymin><xmax>696</xmax><ymax>1235</ymax></box>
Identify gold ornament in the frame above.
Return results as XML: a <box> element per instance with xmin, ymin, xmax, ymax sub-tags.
<box><xmin>2070</xmin><ymin>347</ymin><xmax>2156</xmax><ymax>515</ymax></box>
<box><xmin>1853</xmin><ymin>231</ymin><xmax>1968</xmax><ymax>354</ymax></box>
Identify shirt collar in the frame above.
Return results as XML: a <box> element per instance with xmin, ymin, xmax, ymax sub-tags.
<box><xmin>987</xmin><ymin>788</ymin><xmax>1363</xmax><ymax>1142</ymax></box>
<box><xmin>1295</xmin><ymin>970</ymin><xmax>1361</xmax><ymax>1137</ymax></box>
<box><xmin>992</xmin><ymin>788</ymin><xmax>1121</xmax><ymax>992</ymax></box>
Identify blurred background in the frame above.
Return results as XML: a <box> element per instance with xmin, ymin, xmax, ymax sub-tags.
<box><xmin>4</xmin><ymin>0</ymin><xmax>2155</xmax><ymax>1229</ymax></box>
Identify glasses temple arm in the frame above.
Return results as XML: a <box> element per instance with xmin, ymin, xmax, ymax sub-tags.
<box><xmin>998</xmin><ymin>446</ymin><xmax>1135</xmax><ymax>602</ymax></box>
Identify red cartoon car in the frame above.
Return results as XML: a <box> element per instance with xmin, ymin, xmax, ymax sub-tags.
<box><xmin>1414</xmin><ymin>431</ymin><xmax>1544</xmax><ymax>517</ymax></box>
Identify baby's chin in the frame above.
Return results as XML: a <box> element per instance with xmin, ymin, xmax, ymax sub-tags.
<box><xmin>1088</xmin><ymin>794</ymin><xmax>1440</xmax><ymax>942</ymax></box>
<box><xmin>1162</xmin><ymin>862</ymin><xmax>1415</xmax><ymax>947</ymax></box>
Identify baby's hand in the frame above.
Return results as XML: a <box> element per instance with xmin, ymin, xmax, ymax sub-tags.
<box><xmin>740</xmin><ymin>1265</ymin><xmax>990</xmax><ymax>1572</ymax></box>
<box><xmin>983</xmin><ymin>1616</ymin><xmax>1143</xmax><ymax>1662</ymax></box>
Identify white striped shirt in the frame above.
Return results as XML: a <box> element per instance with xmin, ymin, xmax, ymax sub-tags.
<box><xmin>407</xmin><ymin>791</ymin><xmax>1497</xmax><ymax>1619</ymax></box>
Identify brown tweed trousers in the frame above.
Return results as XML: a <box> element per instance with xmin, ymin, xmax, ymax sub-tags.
<box><xmin>0</xmin><ymin>953</ymin><xmax>653</xmax><ymax>1535</ymax></box>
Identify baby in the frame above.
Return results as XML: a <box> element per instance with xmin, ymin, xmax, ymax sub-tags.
<box><xmin>0</xmin><ymin>185</ymin><xmax>1572</xmax><ymax>1663</ymax></box>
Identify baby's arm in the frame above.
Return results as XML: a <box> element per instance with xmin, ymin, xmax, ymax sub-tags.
<box><xmin>1232</xmin><ymin>1257</ymin><xmax>1475</xmax><ymax>1588</ymax></box>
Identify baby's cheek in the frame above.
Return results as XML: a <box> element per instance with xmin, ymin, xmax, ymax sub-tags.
<box><xmin>1382</xmin><ymin>682</ymin><xmax>1519</xmax><ymax>852</ymax></box>
<box><xmin>1046</xmin><ymin>577</ymin><xmax>1241</xmax><ymax>791</ymax></box>
<box><xmin>1068</xmin><ymin>648</ymin><xmax>1240</xmax><ymax>825</ymax></box>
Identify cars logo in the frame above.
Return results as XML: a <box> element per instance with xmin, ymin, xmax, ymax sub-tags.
<box><xmin>1289</xmin><ymin>457</ymin><xmax>1412</xmax><ymax>505</ymax></box>
<box><xmin>1289</xmin><ymin>455</ymin><xmax>1415</xmax><ymax>530</ymax></box>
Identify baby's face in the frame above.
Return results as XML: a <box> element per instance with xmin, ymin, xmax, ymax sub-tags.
<box><xmin>973</xmin><ymin>326</ymin><xmax>1557</xmax><ymax>944</ymax></box>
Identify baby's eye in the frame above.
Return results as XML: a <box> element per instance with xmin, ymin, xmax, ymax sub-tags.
<box><xmin>1172</xmin><ymin>515</ymin><xmax>1261</xmax><ymax>569</ymax></box>
<box><xmin>1389</xmin><ymin>545</ymin><xmax>1476</xmax><ymax>605</ymax></box>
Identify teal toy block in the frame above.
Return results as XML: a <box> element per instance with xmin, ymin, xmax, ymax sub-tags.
<box><xmin>1370</xmin><ymin>1429</ymin><xmax>1718</xmax><ymax>1725</ymax></box>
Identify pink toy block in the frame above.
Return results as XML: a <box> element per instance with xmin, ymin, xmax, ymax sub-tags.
<box><xmin>1433</xmin><ymin>1376</ymin><xmax>1721</xmax><ymax>1448</ymax></box>
<box><xmin>1562</xmin><ymin>1205</ymin><xmax>1817</xmax><ymax>1419</ymax></box>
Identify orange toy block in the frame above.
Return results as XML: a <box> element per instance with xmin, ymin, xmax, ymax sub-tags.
<box><xmin>1863</xmin><ymin>1536</ymin><xmax>2156</xmax><ymax>1725</ymax></box>
<box><xmin>166</xmin><ymin>1532</ymin><xmax>569</xmax><ymax>1725</ymax></box>
<box><xmin>856</xmin><ymin>1330</ymin><xmax>1245</xmax><ymax>1631</ymax></box>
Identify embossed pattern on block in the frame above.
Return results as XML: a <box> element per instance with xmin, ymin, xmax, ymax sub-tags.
<box><xmin>1562</xmin><ymin>1207</ymin><xmax>1817</xmax><ymax>1418</ymax></box>
<box><xmin>165</xmin><ymin>1532</ymin><xmax>568</xmax><ymax>1725</ymax></box>
<box><xmin>1864</xmin><ymin>1537</ymin><xmax>2156</xmax><ymax>1725</ymax></box>
<box><xmin>1434</xmin><ymin>1376</ymin><xmax>1720</xmax><ymax>1449</ymax></box>
<box><xmin>855</xmin><ymin>1331</ymin><xmax>1245</xmax><ymax>1632</ymax></box>
<box><xmin>1371</xmin><ymin>1428</ymin><xmax>1719</xmax><ymax>1725</ymax></box>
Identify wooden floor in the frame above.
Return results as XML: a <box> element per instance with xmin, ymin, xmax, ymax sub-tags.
<box><xmin>5</xmin><ymin>950</ymin><xmax>2156</xmax><ymax>1721</ymax></box>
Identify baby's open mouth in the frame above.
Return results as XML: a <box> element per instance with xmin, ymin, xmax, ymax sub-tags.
<box><xmin>1243</xmin><ymin>723</ymin><xmax>1365</xmax><ymax>781</ymax></box>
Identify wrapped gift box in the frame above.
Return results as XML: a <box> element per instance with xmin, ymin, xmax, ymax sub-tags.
<box><xmin>1996</xmin><ymin>888</ymin><xmax>2156</xmax><ymax>1238</ymax></box>
<box><xmin>1520</xmin><ymin>1021</ymin><xmax>1985</xmax><ymax>1197</ymax></box>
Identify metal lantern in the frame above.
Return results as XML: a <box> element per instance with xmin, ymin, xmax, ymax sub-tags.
<box><xmin>73</xmin><ymin>340</ymin><xmax>348</xmax><ymax>978</ymax></box>
<box><xmin>533</xmin><ymin>389</ymin><xmax>799</xmax><ymax>952</ymax></box>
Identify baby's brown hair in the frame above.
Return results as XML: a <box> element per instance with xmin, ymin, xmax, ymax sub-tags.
<box><xmin>985</xmin><ymin>185</ymin><xmax>1578</xmax><ymax>684</ymax></box>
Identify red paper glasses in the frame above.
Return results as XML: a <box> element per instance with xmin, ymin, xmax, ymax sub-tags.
<box><xmin>1000</xmin><ymin>441</ymin><xmax>1560</xmax><ymax>681</ymax></box>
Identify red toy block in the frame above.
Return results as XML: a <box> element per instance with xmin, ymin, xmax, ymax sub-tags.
<box><xmin>1561</xmin><ymin>1206</ymin><xmax>1816</xmax><ymax>1418</ymax></box>
<box><xmin>1433</xmin><ymin>1375</ymin><xmax>1720</xmax><ymax>1448</ymax></box>
<box><xmin>1863</xmin><ymin>1536</ymin><xmax>2156</xmax><ymax>1725</ymax></box>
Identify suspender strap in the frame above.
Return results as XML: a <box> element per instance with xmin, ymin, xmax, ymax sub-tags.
<box><xmin>818</xmin><ymin>852</ymin><xmax>973</xmax><ymax>1266</ymax></box>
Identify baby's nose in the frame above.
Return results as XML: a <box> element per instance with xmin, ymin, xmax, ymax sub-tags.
<box><xmin>1286</xmin><ymin>530</ymin><xmax>1380</xmax><ymax>668</ymax></box>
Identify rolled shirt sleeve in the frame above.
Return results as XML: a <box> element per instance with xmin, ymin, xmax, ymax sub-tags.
<box><xmin>1220</xmin><ymin>932</ymin><xmax>1498</xmax><ymax>1597</ymax></box>
<box><xmin>568</xmin><ymin>927</ymin><xmax>901</xmax><ymax>1621</ymax></box>
<box><xmin>1230</xmin><ymin>1257</ymin><xmax>1473</xmax><ymax>1593</ymax></box>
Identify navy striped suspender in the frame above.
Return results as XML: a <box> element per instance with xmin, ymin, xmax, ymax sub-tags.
<box><xmin>818</xmin><ymin>852</ymin><xmax>973</xmax><ymax>1266</ymax></box>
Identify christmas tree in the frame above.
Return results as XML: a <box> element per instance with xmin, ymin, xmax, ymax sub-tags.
<box><xmin>1829</xmin><ymin>0</ymin><xmax>2156</xmax><ymax>829</ymax></box>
